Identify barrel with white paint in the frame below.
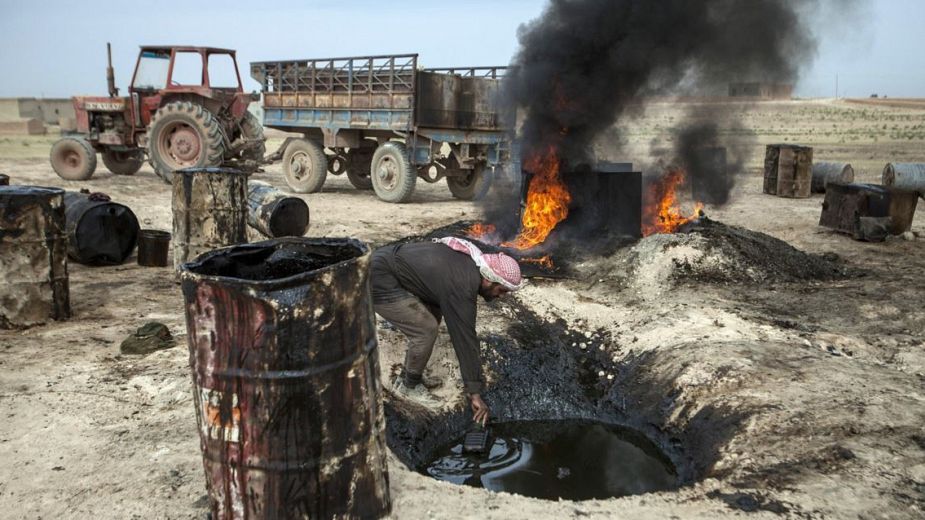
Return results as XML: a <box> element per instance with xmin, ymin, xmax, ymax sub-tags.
<box><xmin>882</xmin><ymin>163</ymin><xmax>925</xmax><ymax>198</ymax></box>
<box><xmin>811</xmin><ymin>162</ymin><xmax>854</xmax><ymax>193</ymax></box>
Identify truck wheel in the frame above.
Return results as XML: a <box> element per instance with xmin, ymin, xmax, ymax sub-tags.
<box><xmin>282</xmin><ymin>139</ymin><xmax>327</xmax><ymax>193</ymax></box>
<box><xmin>371</xmin><ymin>142</ymin><xmax>416</xmax><ymax>203</ymax></box>
<box><xmin>345</xmin><ymin>148</ymin><xmax>374</xmax><ymax>190</ymax></box>
<box><xmin>50</xmin><ymin>136</ymin><xmax>97</xmax><ymax>181</ymax></box>
<box><xmin>238</xmin><ymin>111</ymin><xmax>266</xmax><ymax>161</ymax></box>
<box><xmin>147</xmin><ymin>101</ymin><xmax>225</xmax><ymax>184</ymax></box>
<box><xmin>447</xmin><ymin>164</ymin><xmax>493</xmax><ymax>201</ymax></box>
<box><xmin>102</xmin><ymin>149</ymin><xmax>144</xmax><ymax>175</ymax></box>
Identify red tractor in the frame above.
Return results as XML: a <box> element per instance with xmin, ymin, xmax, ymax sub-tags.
<box><xmin>50</xmin><ymin>44</ymin><xmax>265</xmax><ymax>182</ymax></box>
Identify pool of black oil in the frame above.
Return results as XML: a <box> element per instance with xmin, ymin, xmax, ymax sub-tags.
<box><xmin>422</xmin><ymin>420</ymin><xmax>678</xmax><ymax>501</ymax></box>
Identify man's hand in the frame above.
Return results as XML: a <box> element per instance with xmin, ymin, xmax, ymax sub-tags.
<box><xmin>469</xmin><ymin>393</ymin><xmax>490</xmax><ymax>426</ymax></box>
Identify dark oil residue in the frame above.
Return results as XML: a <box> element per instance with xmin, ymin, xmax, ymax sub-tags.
<box><xmin>423</xmin><ymin>420</ymin><xmax>677</xmax><ymax>501</ymax></box>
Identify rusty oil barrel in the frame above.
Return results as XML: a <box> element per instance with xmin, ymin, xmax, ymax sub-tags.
<box><xmin>811</xmin><ymin>162</ymin><xmax>854</xmax><ymax>193</ymax></box>
<box><xmin>247</xmin><ymin>180</ymin><xmax>310</xmax><ymax>238</ymax></box>
<box><xmin>883</xmin><ymin>163</ymin><xmax>925</xmax><ymax>199</ymax></box>
<box><xmin>179</xmin><ymin>237</ymin><xmax>390</xmax><ymax>519</ymax></box>
<box><xmin>0</xmin><ymin>186</ymin><xmax>70</xmax><ymax>328</ymax></box>
<box><xmin>172</xmin><ymin>167</ymin><xmax>249</xmax><ymax>270</ymax></box>
<box><xmin>0</xmin><ymin>174</ymin><xmax>9</xmax><ymax>186</ymax></box>
<box><xmin>64</xmin><ymin>191</ymin><xmax>140</xmax><ymax>266</ymax></box>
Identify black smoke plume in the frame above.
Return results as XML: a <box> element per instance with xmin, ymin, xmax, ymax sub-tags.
<box><xmin>493</xmin><ymin>0</ymin><xmax>859</xmax><ymax>216</ymax></box>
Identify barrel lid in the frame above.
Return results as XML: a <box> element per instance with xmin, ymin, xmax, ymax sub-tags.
<box><xmin>179</xmin><ymin>237</ymin><xmax>369</xmax><ymax>288</ymax></box>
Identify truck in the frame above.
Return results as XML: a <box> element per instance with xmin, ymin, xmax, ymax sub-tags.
<box><xmin>249</xmin><ymin>54</ymin><xmax>512</xmax><ymax>203</ymax></box>
<box><xmin>50</xmin><ymin>44</ymin><xmax>264</xmax><ymax>182</ymax></box>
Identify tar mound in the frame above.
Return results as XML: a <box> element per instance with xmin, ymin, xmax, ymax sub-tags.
<box><xmin>617</xmin><ymin>218</ymin><xmax>849</xmax><ymax>295</ymax></box>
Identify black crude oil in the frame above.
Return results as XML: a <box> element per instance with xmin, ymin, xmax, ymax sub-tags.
<box><xmin>423</xmin><ymin>420</ymin><xmax>677</xmax><ymax>501</ymax></box>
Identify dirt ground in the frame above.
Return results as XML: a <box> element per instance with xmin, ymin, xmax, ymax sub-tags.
<box><xmin>1</xmin><ymin>99</ymin><xmax>924</xmax><ymax>519</ymax></box>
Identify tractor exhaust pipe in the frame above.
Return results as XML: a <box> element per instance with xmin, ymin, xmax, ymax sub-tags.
<box><xmin>106</xmin><ymin>42</ymin><xmax>119</xmax><ymax>98</ymax></box>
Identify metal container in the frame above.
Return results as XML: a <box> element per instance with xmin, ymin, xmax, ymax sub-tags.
<box><xmin>0</xmin><ymin>174</ymin><xmax>9</xmax><ymax>186</ymax></box>
<box><xmin>172</xmin><ymin>167</ymin><xmax>249</xmax><ymax>270</ymax></box>
<box><xmin>0</xmin><ymin>186</ymin><xmax>70</xmax><ymax>328</ymax></box>
<box><xmin>882</xmin><ymin>163</ymin><xmax>925</xmax><ymax>199</ymax></box>
<box><xmin>137</xmin><ymin>229</ymin><xmax>171</xmax><ymax>267</ymax></box>
<box><xmin>179</xmin><ymin>238</ymin><xmax>390</xmax><ymax>519</ymax></box>
<box><xmin>246</xmin><ymin>181</ymin><xmax>310</xmax><ymax>238</ymax></box>
<box><xmin>819</xmin><ymin>183</ymin><xmax>918</xmax><ymax>241</ymax></box>
<box><xmin>64</xmin><ymin>191</ymin><xmax>139</xmax><ymax>266</ymax></box>
<box><xmin>764</xmin><ymin>144</ymin><xmax>813</xmax><ymax>198</ymax></box>
<box><xmin>811</xmin><ymin>162</ymin><xmax>854</xmax><ymax>193</ymax></box>
<box><xmin>689</xmin><ymin>147</ymin><xmax>729</xmax><ymax>204</ymax></box>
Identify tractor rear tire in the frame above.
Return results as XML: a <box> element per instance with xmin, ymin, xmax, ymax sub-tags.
<box><xmin>447</xmin><ymin>164</ymin><xmax>493</xmax><ymax>201</ymax></box>
<box><xmin>238</xmin><ymin>111</ymin><xmax>266</xmax><ymax>161</ymax></box>
<box><xmin>50</xmin><ymin>136</ymin><xmax>97</xmax><ymax>181</ymax></box>
<box><xmin>102</xmin><ymin>149</ymin><xmax>144</xmax><ymax>176</ymax></box>
<box><xmin>282</xmin><ymin>139</ymin><xmax>327</xmax><ymax>193</ymax></box>
<box><xmin>371</xmin><ymin>142</ymin><xmax>416</xmax><ymax>203</ymax></box>
<box><xmin>147</xmin><ymin>101</ymin><xmax>225</xmax><ymax>184</ymax></box>
<box><xmin>345</xmin><ymin>148</ymin><xmax>374</xmax><ymax>190</ymax></box>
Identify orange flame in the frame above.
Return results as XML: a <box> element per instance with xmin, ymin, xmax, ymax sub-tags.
<box><xmin>521</xmin><ymin>254</ymin><xmax>554</xmax><ymax>269</ymax></box>
<box><xmin>465</xmin><ymin>222</ymin><xmax>497</xmax><ymax>239</ymax></box>
<box><xmin>502</xmin><ymin>146</ymin><xmax>571</xmax><ymax>250</ymax></box>
<box><xmin>642</xmin><ymin>168</ymin><xmax>703</xmax><ymax>237</ymax></box>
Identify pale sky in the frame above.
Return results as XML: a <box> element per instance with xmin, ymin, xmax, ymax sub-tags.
<box><xmin>0</xmin><ymin>0</ymin><xmax>922</xmax><ymax>99</ymax></box>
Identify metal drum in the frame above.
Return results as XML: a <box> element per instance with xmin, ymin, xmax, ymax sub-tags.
<box><xmin>764</xmin><ymin>144</ymin><xmax>813</xmax><ymax>198</ymax></box>
<box><xmin>64</xmin><ymin>191</ymin><xmax>140</xmax><ymax>265</ymax></box>
<box><xmin>246</xmin><ymin>180</ymin><xmax>310</xmax><ymax>238</ymax></box>
<box><xmin>179</xmin><ymin>238</ymin><xmax>390</xmax><ymax>519</ymax></box>
<box><xmin>882</xmin><ymin>163</ymin><xmax>925</xmax><ymax>199</ymax></box>
<box><xmin>811</xmin><ymin>162</ymin><xmax>854</xmax><ymax>193</ymax></box>
<box><xmin>171</xmin><ymin>167</ymin><xmax>249</xmax><ymax>270</ymax></box>
<box><xmin>0</xmin><ymin>186</ymin><xmax>70</xmax><ymax>328</ymax></box>
<box><xmin>0</xmin><ymin>174</ymin><xmax>9</xmax><ymax>186</ymax></box>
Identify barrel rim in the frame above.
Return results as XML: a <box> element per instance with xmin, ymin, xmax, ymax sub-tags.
<box><xmin>174</xmin><ymin>167</ymin><xmax>252</xmax><ymax>178</ymax></box>
<box><xmin>139</xmin><ymin>228</ymin><xmax>172</xmax><ymax>240</ymax></box>
<box><xmin>0</xmin><ymin>185</ymin><xmax>65</xmax><ymax>198</ymax></box>
<box><xmin>178</xmin><ymin>237</ymin><xmax>369</xmax><ymax>288</ymax></box>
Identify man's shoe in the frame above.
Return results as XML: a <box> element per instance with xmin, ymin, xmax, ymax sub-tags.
<box><xmin>420</xmin><ymin>373</ymin><xmax>444</xmax><ymax>390</ymax></box>
<box><xmin>393</xmin><ymin>378</ymin><xmax>441</xmax><ymax>407</ymax></box>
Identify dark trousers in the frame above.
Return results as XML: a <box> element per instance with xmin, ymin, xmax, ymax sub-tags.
<box><xmin>374</xmin><ymin>297</ymin><xmax>443</xmax><ymax>385</ymax></box>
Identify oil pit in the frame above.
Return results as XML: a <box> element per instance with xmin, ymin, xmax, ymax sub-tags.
<box><xmin>423</xmin><ymin>420</ymin><xmax>677</xmax><ymax>501</ymax></box>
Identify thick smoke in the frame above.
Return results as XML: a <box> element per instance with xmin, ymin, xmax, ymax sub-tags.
<box><xmin>495</xmin><ymin>0</ymin><xmax>858</xmax><ymax>213</ymax></box>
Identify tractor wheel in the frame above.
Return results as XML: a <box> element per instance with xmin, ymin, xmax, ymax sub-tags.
<box><xmin>238</xmin><ymin>111</ymin><xmax>266</xmax><ymax>161</ymax></box>
<box><xmin>50</xmin><ymin>136</ymin><xmax>97</xmax><ymax>181</ymax></box>
<box><xmin>282</xmin><ymin>139</ymin><xmax>327</xmax><ymax>193</ymax></box>
<box><xmin>147</xmin><ymin>101</ymin><xmax>225</xmax><ymax>184</ymax></box>
<box><xmin>345</xmin><ymin>148</ymin><xmax>374</xmax><ymax>190</ymax></box>
<box><xmin>371</xmin><ymin>142</ymin><xmax>416</xmax><ymax>203</ymax></box>
<box><xmin>447</xmin><ymin>164</ymin><xmax>493</xmax><ymax>201</ymax></box>
<box><xmin>101</xmin><ymin>149</ymin><xmax>144</xmax><ymax>175</ymax></box>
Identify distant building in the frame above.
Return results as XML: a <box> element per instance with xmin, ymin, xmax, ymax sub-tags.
<box><xmin>728</xmin><ymin>83</ymin><xmax>793</xmax><ymax>99</ymax></box>
<box><xmin>0</xmin><ymin>97</ymin><xmax>76</xmax><ymax>125</ymax></box>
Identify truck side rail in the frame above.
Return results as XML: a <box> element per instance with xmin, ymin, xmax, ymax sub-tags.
<box><xmin>250</xmin><ymin>54</ymin><xmax>419</xmax><ymax>132</ymax></box>
<box><xmin>424</xmin><ymin>66</ymin><xmax>509</xmax><ymax>79</ymax></box>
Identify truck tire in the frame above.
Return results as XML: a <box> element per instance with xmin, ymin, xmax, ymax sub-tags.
<box><xmin>345</xmin><ymin>148</ymin><xmax>374</xmax><ymax>190</ymax></box>
<box><xmin>238</xmin><ymin>111</ymin><xmax>266</xmax><ymax>161</ymax></box>
<box><xmin>102</xmin><ymin>149</ymin><xmax>144</xmax><ymax>175</ymax></box>
<box><xmin>50</xmin><ymin>136</ymin><xmax>97</xmax><ymax>181</ymax></box>
<box><xmin>282</xmin><ymin>138</ymin><xmax>327</xmax><ymax>193</ymax></box>
<box><xmin>447</xmin><ymin>164</ymin><xmax>493</xmax><ymax>201</ymax></box>
<box><xmin>147</xmin><ymin>101</ymin><xmax>225</xmax><ymax>184</ymax></box>
<box><xmin>371</xmin><ymin>142</ymin><xmax>416</xmax><ymax>203</ymax></box>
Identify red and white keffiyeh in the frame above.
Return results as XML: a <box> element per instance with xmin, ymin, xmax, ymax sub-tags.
<box><xmin>435</xmin><ymin>237</ymin><xmax>525</xmax><ymax>291</ymax></box>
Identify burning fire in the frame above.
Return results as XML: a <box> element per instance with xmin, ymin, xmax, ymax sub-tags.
<box><xmin>466</xmin><ymin>222</ymin><xmax>497</xmax><ymax>239</ymax></box>
<box><xmin>502</xmin><ymin>146</ymin><xmax>571</xmax><ymax>250</ymax></box>
<box><xmin>520</xmin><ymin>254</ymin><xmax>554</xmax><ymax>269</ymax></box>
<box><xmin>642</xmin><ymin>168</ymin><xmax>703</xmax><ymax>237</ymax></box>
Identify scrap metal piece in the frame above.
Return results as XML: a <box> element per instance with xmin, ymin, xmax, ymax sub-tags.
<box><xmin>0</xmin><ymin>186</ymin><xmax>70</xmax><ymax>328</ymax></box>
<box><xmin>819</xmin><ymin>183</ymin><xmax>918</xmax><ymax>242</ymax></box>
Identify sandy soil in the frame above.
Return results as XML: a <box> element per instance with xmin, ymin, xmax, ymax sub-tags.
<box><xmin>1</xmin><ymin>99</ymin><xmax>924</xmax><ymax>519</ymax></box>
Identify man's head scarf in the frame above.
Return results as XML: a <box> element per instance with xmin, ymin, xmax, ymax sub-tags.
<box><xmin>435</xmin><ymin>237</ymin><xmax>525</xmax><ymax>291</ymax></box>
